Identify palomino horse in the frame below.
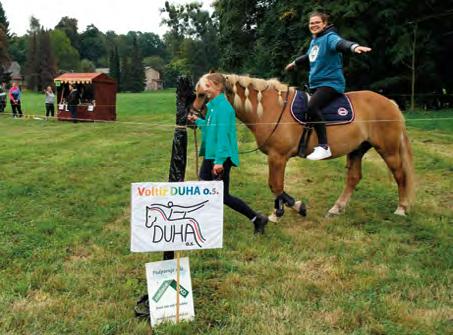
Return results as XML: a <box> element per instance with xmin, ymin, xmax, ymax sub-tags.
<box><xmin>192</xmin><ymin>73</ymin><xmax>414</xmax><ymax>221</ymax></box>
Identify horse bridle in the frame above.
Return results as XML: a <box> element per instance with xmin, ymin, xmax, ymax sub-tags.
<box><xmin>190</xmin><ymin>94</ymin><xmax>208</xmax><ymax>117</ymax></box>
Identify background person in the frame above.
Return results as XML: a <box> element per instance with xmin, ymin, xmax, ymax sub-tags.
<box><xmin>44</xmin><ymin>86</ymin><xmax>55</xmax><ymax>118</ymax></box>
<box><xmin>0</xmin><ymin>82</ymin><xmax>6</xmax><ymax>113</ymax></box>
<box><xmin>9</xmin><ymin>82</ymin><xmax>22</xmax><ymax>118</ymax></box>
<box><xmin>188</xmin><ymin>73</ymin><xmax>268</xmax><ymax>234</ymax></box>
<box><xmin>285</xmin><ymin>11</ymin><xmax>371</xmax><ymax>160</ymax></box>
<box><xmin>67</xmin><ymin>84</ymin><xmax>80</xmax><ymax>122</ymax></box>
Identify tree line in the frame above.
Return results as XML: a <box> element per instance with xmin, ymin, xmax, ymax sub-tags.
<box><xmin>0</xmin><ymin>0</ymin><xmax>452</xmax><ymax>106</ymax></box>
<box><xmin>161</xmin><ymin>0</ymin><xmax>452</xmax><ymax>108</ymax></box>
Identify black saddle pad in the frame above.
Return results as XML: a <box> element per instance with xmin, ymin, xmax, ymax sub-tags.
<box><xmin>290</xmin><ymin>90</ymin><xmax>354</xmax><ymax>125</ymax></box>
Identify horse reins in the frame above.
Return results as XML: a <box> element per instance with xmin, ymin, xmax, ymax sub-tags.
<box><xmin>190</xmin><ymin>98</ymin><xmax>207</xmax><ymax>175</ymax></box>
<box><xmin>240</xmin><ymin>86</ymin><xmax>291</xmax><ymax>154</ymax></box>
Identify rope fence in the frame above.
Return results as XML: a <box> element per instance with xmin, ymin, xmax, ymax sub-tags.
<box><xmin>0</xmin><ymin>110</ymin><xmax>452</xmax><ymax>127</ymax></box>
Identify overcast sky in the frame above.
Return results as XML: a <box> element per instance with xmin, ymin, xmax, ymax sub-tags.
<box><xmin>2</xmin><ymin>0</ymin><xmax>214</xmax><ymax>36</ymax></box>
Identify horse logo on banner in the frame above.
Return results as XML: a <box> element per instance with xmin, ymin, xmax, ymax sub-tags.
<box><xmin>145</xmin><ymin>201</ymin><xmax>208</xmax><ymax>248</ymax></box>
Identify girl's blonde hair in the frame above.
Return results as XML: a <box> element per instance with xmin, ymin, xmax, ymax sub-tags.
<box><xmin>199</xmin><ymin>73</ymin><xmax>226</xmax><ymax>91</ymax></box>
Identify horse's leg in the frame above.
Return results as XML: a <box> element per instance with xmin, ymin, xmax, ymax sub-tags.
<box><xmin>267</xmin><ymin>153</ymin><xmax>288</xmax><ymax>223</ymax></box>
<box><xmin>279</xmin><ymin>191</ymin><xmax>306</xmax><ymax>217</ymax></box>
<box><xmin>327</xmin><ymin>142</ymin><xmax>371</xmax><ymax>217</ymax></box>
<box><xmin>378</xmin><ymin>151</ymin><xmax>411</xmax><ymax>215</ymax></box>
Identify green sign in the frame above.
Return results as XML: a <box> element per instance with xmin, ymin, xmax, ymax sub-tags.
<box><xmin>152</xmin><ymin>279</ymin><xmax>189</xmax><ymax>302</ymax></box>
<box><xmin>55</xmin><ymin>81</ymin><xmax>61</xmax><ymax>87</ymax></box>
<box><xmin>169</xmin><ymin>280</ymin><xmax>189</xmax><ymax>298</ymax></box>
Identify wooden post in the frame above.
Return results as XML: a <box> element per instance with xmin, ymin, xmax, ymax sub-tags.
<box><xmin>175</xmin><ymin>251</ymin><xmax>181</xmax><ymax>323</ymax></box>
<box><xmin>193</xmin><ymin>128</ymin><xmax>199</xmax><ymax>176</ymax></box>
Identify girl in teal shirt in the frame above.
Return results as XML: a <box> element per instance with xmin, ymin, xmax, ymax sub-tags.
<box><xmin>188</xmin><ymin>73</ymin><xmax>268</xmax><ymax>234</ymax></box>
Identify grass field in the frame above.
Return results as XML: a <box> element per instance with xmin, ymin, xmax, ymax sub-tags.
<box><xmin>0</xmin><ymin>91</ymin><xmax>452</xmax><ymax>334</ymax></box>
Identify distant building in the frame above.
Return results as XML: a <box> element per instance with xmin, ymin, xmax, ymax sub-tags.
<box><xmin>96</xmin><ymin>68</ymin><xmax>110</xmax><ymax>74</ymax></box>
<box><xmin>6</xmin><ymin>61</ymin><xmax>24</xmax><ymax>85</ymax></box>
<box><xmin>145</xmin><ymin>67</ymin><xmax>163</xmax><ymax>91</ymax></box>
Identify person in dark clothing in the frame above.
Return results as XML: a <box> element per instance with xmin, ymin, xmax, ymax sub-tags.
<box><xmin>9</xmin><ymin>82</ymin><xmax>23</xmax><ymax>118</ymax></box>
<box><xmin>285</xmin><ymin>11</ymin><xmax>371</xmax><ymax>160</ymax></box>
<box><xmin>67</xmin><ymin>84</ymin><xmax>80</xmax><ymax>122</ymax></box>
<box><xmin>188</xmin><ymin>73</ymin><xmax>268</xmax><ymax>234</ymax></box>
<box><xmin>0</xmin><ymin>82</ymin><xmax>6</xmax><ymax>113</ymax></box>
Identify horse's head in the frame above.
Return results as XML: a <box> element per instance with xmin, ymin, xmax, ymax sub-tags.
<box><xmin>190</xmin><ymin>74</ymin><xmax>210</xmax><ymax>117</ymax></box>
<box><xmin>145</xmin><ymin>206</ymin><xmax>165</xmax><ymax>228</ymax></box>
<box><xmin>191</xmin><ymin>73</ymin><xmax>236</xmax><ymax>117</ymax></box>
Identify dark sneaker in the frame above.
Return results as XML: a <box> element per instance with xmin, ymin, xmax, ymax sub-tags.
<box><xmin>253</xmin><ymin>213</ymin><xmax>268</xmax><ymax>234</ymax></box>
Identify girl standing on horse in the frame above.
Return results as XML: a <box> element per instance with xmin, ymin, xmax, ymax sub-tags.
<box><xmin>285</xmin><ymin>11</ymin><xmax>371</xmax><ymax>160</ymax></box>
<box><xmin>188</xmin><ymin>73</ymin><xmax>268</xmax><ymax>234</ymax></box>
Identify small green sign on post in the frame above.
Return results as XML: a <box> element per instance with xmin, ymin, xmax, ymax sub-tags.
<box><xmin>146</xmin><ymin>258</ymin><xmax>195</xmax><ymax>326</ymax></box>
<box><xmin>152</xmin><ymin>279</ymin><xmax>190</xmax><ymax>303</ymax></box>
<box><xmin>55</xmin><ymin>80</ymin><xmax>61</xmax><ymax>87</ymax></box>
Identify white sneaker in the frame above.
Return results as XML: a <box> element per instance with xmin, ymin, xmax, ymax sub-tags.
<box><xmin>306</xmin><ymin>146</ymin><xmax>332</xmax><ymax>160</ymax></box>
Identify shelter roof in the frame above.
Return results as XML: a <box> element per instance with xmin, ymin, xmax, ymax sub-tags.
<box><xmin>54</xmin><ymin>73</ymin><xmax>115</xmax><ymax>84</ymax></box>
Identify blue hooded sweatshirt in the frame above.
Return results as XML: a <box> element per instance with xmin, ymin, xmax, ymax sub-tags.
<box><xmin>306</xmin><ymin>26</ymin><xmax>345</xmax><ymax>93</ymax></box>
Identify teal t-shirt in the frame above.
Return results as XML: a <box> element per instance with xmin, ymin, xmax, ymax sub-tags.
<box><xmin>195</xmin><ymin>93</ymin><xmax>240</xmax><ymax>166</ymax></box>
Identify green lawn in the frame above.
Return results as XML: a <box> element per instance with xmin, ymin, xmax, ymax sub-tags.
<box><xmin>0</xmin><ymin>92</ymin><xmax>452</xmax><ymax>334</ymax></box>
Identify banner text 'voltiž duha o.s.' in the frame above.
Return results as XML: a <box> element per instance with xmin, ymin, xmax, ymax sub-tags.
<box><xmin>131</xmin><ymin>181</ymin><xmax>223</xmax><ymax>252</ymax></box>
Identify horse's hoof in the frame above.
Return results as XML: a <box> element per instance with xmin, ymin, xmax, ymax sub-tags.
<box><xmin>325</xmin><ymin>206</ymin><xmax>341</xmax><ymax>218</ymax></box>
<box><xmin>394</xmin><ymin>207</ymin><xmax>407</xmax><ymax>216</ymax></box>
<box><xmin>268</xmin><ymin>212</ymin><xmax>280</xmax><ymax>223</ymax></box>
<box><xmin>325</xmin><ymin>212</ymin><xmax>337</xmax><ymax>218</ymax></box>
<box><xmin>292</xmin><ymin>201</ymin><xmax>307</xmax><ymax>217</ymax></box>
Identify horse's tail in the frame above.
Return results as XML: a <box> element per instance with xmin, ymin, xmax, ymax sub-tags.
<box><xmin>400</xmin><ymin>123</ymin><xmax>416</xmax><ymax>207</ymax></box>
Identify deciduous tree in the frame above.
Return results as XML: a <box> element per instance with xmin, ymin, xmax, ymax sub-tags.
<box><xmin>50</xmin><ymin>29</ymin><xmax>80</xmax><ymax>71</ymax></box>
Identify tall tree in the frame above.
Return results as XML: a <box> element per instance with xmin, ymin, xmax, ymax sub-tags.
<box><xmin>38</xmin><ymin>30</ymin><xmax>57</xmax><ymax>90</ymax></box>
<box><xmin>55</xmin><ymin>16</ymin><xmax>80</xmax><ymax>50</ymax></box>
<box><xmin>0</xmin><ymin>0</ymin><xmax>11</xmax><ymax>39</ymax></box>
<box><xmin>9</xmin><ymin>35</ymin><xmax>27</xmax><ymax>65</ymax></box>
<box><xmin>25</xmin><ymin>27</ymin><xmax>39</xmax><ymax>90</ymax></box>
<box><xmin>137</xmin><ymin>32</ymin><xmax>166</xmax><ymax>58</ymax></box>
<box><xmin>161</xmin><ymin>1</ymin><xmax>219</xmax><ymax>80</ymax></box>
<box><xmin>27</xmin><ymin>16</ymin><xmax>41</xmax><ymax>34</ymax></box>
<box><xmin>120</xmin><ymin>55</ymin><xmax>132</xmax><ymax>92</ymax></box>
<box><xmin>25</xmin><ymin>17</ymin><xmax>58</xmax><ymax>91</ymax></box>
<box><xmin>109</xmin><ymin>45</ymin><xmax>120</xmax><ymax>89</ymax></box>
<box><xmin>0</xmin><ymin>26</ymin><xmax>10</xmax><ymax>83</ymax></box>
<box><xmin>50</xmin><ymin>29</ymin><xmax>80</xmax><ymax>71</ymax></box>
<box><xmin>79</xmin><ymin>24</ymin><xmax>107</xmax><ymax>66</ymax></box>
<box><xmin>128</xmin><ymin>36</ymin><xmax>145</xmax><ymax>92</ymax></box>
<box><xmin>213</xmin><ymin>0</ymin><xmax>258</xmax><ymax>72</ymax></box>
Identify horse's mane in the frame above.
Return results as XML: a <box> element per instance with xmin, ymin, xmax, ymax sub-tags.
<box><xmin>224</xmin><ymin>74</ymin><xmax>294</xmax><ymax>117</ymax></box>
<box><xmin>198</xmin><ymin>73</ymin><xmax>294</xmax><ymax>117</ymax></box>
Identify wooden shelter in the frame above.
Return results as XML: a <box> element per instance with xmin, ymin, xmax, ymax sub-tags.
<box><xmin>54</xmin><ymin>73</ymin><xmax>117</xmax><ymax>121</ymax></box>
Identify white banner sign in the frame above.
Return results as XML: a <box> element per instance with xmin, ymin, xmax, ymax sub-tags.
<box><xmin>146</xmin><ymin>258</ymin><xmax>194</xmax><ymax>326</ymax></box>
<box><xmin>131</xmin><ymin>181</ymin><xmax>223</xmax><ymax>252</ymax></box>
